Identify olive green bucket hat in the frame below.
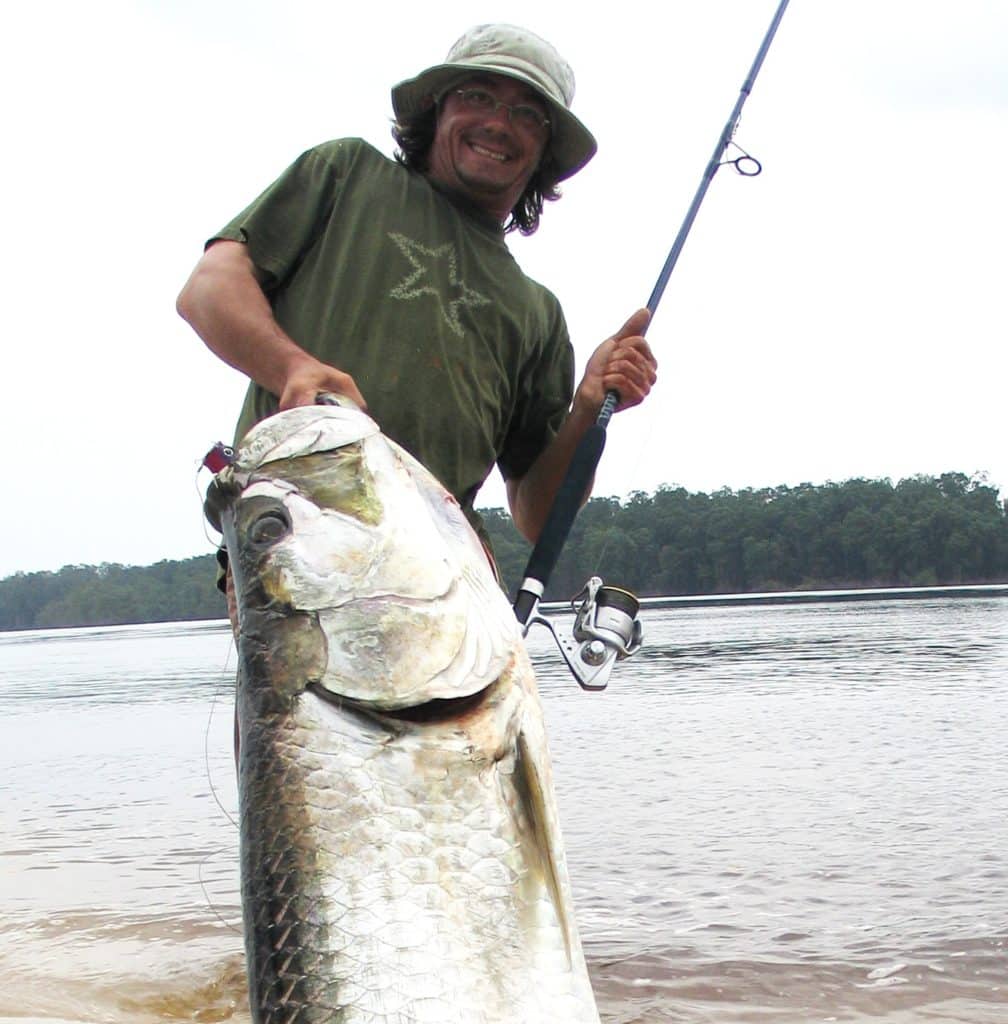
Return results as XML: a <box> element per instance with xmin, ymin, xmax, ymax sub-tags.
<box><xmin>391</xmin><ymin>24</ymin><xmax>597</xmax><ymax>182</ymax></box>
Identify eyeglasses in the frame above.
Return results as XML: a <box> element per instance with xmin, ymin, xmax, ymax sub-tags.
<box><xmin>451</xmin><ymin>88</ymin><xmax>551</xmax><ymax>135</ymax></box>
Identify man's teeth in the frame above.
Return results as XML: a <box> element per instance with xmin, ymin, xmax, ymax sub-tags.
<box><xmin>471</xmin><ymin>143</ymin><xmax>507</xmax><ymax>162</ymax></box>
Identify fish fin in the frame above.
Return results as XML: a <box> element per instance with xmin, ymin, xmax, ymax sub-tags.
<box><xmin>514</xmin><ymin>726</ymin><xmax>574</xmax><ymax>967</ymax></box>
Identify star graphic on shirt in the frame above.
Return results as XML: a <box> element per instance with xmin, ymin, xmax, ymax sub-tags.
<box><xmin>387</xmin><ymin>233</ymin><xmax>490</xmax><ymax>338</ymax></box>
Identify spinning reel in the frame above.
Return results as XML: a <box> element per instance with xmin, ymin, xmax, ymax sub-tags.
<box><xmin>522</xmin><ymin>577</ymin><xmax>643</xmax><ymax>691</ymax></box>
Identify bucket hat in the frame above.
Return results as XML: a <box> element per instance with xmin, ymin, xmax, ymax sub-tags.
<box><xmin>391</xmin><ymin>24</ymin><xmax>597</xmax><ymax>182</ymax></box>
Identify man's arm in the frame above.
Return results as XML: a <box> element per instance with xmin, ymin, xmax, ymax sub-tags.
<box><xmin>506</xmin><ymin>308</ymin><xmax>657</xmax><ymax>542</ymax></box>
<box><xmin>176</xmin><ymin>240</ymin><xmax>366</xmax><ymax>410</ymax></box>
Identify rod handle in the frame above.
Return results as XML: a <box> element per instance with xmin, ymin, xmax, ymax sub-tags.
<box><xmin>596</xmin><ymin>389</ymin><xmax>619</xmax><ymax>428</ymax></box>
<box><xmin>514</xmin><ymin>421</ymin><xmax>607</xmax><ymax>624</ymax></box>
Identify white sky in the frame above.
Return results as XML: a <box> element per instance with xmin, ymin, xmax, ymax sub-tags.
<box><xmin>2</xmin><ymin>0</ymin><xmax>1005</xmax><ymax>578</ymax></box>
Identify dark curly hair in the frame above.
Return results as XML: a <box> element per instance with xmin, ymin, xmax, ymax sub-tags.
<box><xmin>391</xmin><ymin>106</ymin><xmax>562</xmax><ymax>236</ymax></box>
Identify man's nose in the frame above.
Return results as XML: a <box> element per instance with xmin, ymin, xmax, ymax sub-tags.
<box><xmin>481</xmin><ymin>101</ymin><xmax>513</xmax><ymax>131</ymax></box>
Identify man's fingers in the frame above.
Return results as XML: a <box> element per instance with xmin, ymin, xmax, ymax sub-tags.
<box><xmin>278</xmin><ymin>367</ymin><xmax>367</xmax><ymax>412</ymax></box>
<box><xmin>608</xmin><ymin>338</ymin><xmax>658</xmax><ymax>384</ymax></box>
<box><xmin>611</xmin><ymin>307</ymin><xmax>651</xmax><ymax>342</ymax></box>
<box><xmin>602</xmin><ymin>342</ymin><xmax>658</xmax><ymax>409</ymax></box>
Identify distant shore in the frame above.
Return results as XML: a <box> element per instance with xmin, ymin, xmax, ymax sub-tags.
<box><xmin>540</xmin><ymin>583</ymin><xmax>1008</xmax><ymax>614</ymax></box>
<box><xmin>4</xmin><ymin>468</ymin><xmax>1007</xmax><ymax>631</ymax></box>
<box><xmin>639</xmin><ymin>582</ymin><xmax>1008</xmax><ymax>609</ymax></box>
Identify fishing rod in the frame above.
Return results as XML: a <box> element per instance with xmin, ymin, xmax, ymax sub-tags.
<box><xmin>514</xmin><ymin>0</ymin><xmax>791</xmax><ymax>689</ymax></box>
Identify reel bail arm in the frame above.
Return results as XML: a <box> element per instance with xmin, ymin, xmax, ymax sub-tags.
<box><xmin>522</xmin><ymin>577</ymin><xmax>643</xmax><ymax>691</ymax></box>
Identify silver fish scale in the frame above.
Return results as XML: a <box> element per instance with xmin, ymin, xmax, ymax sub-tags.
<box><xmin>238</xmin><ymin>654</ymin><xmax>599</xmax><ymax>1023</ymax></box>
<box><xmin>240</xmin><ymin>716</ymin><xmax>345</xmax><ymax>1022</ymax></box>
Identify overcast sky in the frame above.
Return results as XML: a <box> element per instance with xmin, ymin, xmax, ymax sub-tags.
<box><xmin>3</xmin><ymin>0</ymin><xmax>1005</xmax><ymax>579</ymax></box>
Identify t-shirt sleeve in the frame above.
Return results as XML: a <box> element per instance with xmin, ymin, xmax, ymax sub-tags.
<box><xmin>209</xmin><ymin>142</ymin><xmax>352</xmax><ymax>289</ymax></box>
<box><xmin>496</xmin><ymin>299</ymin><xmax>574</xmax><ymax>481</ymax></box>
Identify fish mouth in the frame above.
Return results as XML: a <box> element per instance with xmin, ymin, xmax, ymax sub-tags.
<box><xmin>306</xmin><ymin>679</ymin><xmax>495</xmax><ymax>726</ymax></box>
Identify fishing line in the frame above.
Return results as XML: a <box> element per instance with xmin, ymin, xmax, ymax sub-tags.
<box><xmin>194</xmin><ymin>460</ymin><xmax>224</xmax><ymax>551</ymax></box>
<box><xmin>203</xmin><ymin>640</ymin><xmax>239</xmax><ymax>830</ymax></box>
<box><xmin>584</xmin><ymin>144</ymin><xmax>772</xmax><ymax>577</ymax></box>
<box><xmin>513</xmin><ymin>0</ymin><xmax>791</xmax><ymax>626</ymax></box>
<box><xmin>196</xmin><ymin>636</ymin><xmax>242</xmax><ymax>933</ymax></box>
<box><xmin>197</xmin><ymin>852</ymin><xmax>243</xmax><ymax>935</ymax></box>
<box><xmin>586</xmin><ymin>399</ymin><xmax>662</xmax><ymax>581</ymax></box>
<box><xmin>193</xmin><ymin>456</ymin><xmax>239</xmax><ymax>828</ymax></box>
<box><xmin>192</xmin><ymin>458</ymin><xmax>244</xmax><ymax>932</ymax></box>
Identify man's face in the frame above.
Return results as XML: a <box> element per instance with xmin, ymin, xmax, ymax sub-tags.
<box><xmin>425</xmin><ymin>74</ymin><xmax>551</xmax><ymax>222</ymax></box>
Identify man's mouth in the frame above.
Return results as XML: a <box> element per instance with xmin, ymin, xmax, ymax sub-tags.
<box><xmin>468</xmin><ymin>141</ymin><xmax>509</xmax><ymax>163</ymax></box>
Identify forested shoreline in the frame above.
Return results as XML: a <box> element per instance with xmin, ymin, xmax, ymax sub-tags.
<box><xmin>2</xmin><ymin>473</ymin><xmax>1005</xmax><ymax>631</ymax></box>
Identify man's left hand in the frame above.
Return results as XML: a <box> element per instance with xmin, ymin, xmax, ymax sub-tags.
<box><xmin>574</xmin><ymin>308</ymin><xmax>658</xmax><ymax>418</ymax></box>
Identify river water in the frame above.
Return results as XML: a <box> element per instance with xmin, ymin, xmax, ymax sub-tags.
<box><xmin>1</xmin><ymin>596</ymin><xmax>1005</xmax><ymax>1023</ymax></box>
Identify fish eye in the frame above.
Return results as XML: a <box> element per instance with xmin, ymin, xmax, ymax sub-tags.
<box><xmin>248</xmin><ymin>509</ymin><xmax>291</xmax><ymax>547</ymax></box>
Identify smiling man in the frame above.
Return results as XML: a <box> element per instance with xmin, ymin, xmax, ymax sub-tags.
<box><xmin>429</xmin><ymin>80</ymin><xmax>547</xmax><ymax>214</ymax></box>
<box><xmin>178</xmin><ymin>24</ymin><xmax>656</xmax><ymax>562</ymax></box>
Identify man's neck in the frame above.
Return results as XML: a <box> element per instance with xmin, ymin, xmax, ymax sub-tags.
<box><xmin>424</xmin><ymin>174</ymin><xmax>507</xmax><ymax>233</ymax></box>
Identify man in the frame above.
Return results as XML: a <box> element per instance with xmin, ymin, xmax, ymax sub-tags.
<box><xmin>178</xmin><ymin>24</ymin><xmax>656</xmax><ymax>556</ymax></box>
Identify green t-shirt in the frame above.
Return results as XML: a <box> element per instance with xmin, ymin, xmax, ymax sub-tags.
<box><xmin>213</xmin><ymin>139</ymin><xmax>574</xmax><ymax>535</ymax></box>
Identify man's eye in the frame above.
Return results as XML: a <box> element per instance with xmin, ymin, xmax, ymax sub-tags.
<box><xmin>463</xmin><ymin>89</ymin><xmax>495</xmax><ymax>108</ymax></box>
<box><xmin>512</xmin><ymin>106</ymin><xmax>541</xmax><ymax>127</ymax></box>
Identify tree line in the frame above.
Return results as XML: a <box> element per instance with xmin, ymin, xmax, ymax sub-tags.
<box><xmin>0</xmin><ymin>556</ymin><xmax>224</xmax><ymax>632</ymax></box>
<box><xmin>483</xmin><ymin>471</ymin><xmax>1008</xmax><ymax>600</ymax></box>
<box><xmin>1</xmin><ymin>473</ymin><xmax>1005</xmax><ymax>631</ymax></box>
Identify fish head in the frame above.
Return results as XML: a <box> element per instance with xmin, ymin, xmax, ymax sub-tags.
<box><xmin>206</xmin><ymin>403</ymin><xmax>521</xmax><ymax>710</ymax></box>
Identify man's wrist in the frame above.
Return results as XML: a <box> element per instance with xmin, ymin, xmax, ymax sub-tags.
<box><xmin>568</xmin><ymin>390</ymin><xmax>603</xmax><ymax>429</ymax></box>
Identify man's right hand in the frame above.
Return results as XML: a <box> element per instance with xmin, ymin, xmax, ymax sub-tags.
<box><xmin>278</xmin><ymin>355</ymin><xmax>367</xmax><ymax>412</ymax></box>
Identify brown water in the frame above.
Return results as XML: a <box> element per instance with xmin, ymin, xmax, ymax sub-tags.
<box><xmin>1</xmin><ymin>596</ymin><xmax>1005</xmax><ymax>1022</ymax></box>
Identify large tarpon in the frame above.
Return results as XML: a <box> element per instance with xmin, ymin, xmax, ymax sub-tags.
<box><xmin>205</xmin><ymin>402</ymin><xmax>601</xmax><ymax>1023</ymax></box>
